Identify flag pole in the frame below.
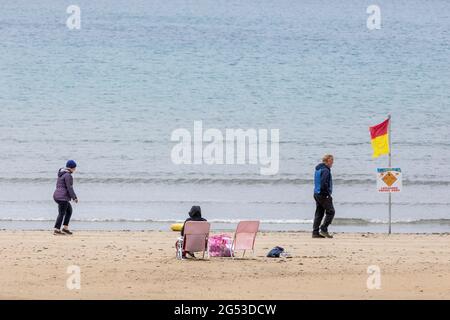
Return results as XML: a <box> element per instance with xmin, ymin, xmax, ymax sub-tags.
<box><xmin>388</xmin><ymin>114</ymin><xmax>392</xmax><ymax>235</ymax></box>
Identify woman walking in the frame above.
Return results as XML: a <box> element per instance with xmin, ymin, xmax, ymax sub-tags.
<box><xmin>53</xmin><ymin>160</ymin><xmax>78</xmax><ymax>235</ymax></box>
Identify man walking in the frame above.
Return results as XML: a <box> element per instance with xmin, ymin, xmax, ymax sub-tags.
<box><xmin>312</xmin><ymin>154</ymin><xmax>335</xmax><ymax>238</ymax></box>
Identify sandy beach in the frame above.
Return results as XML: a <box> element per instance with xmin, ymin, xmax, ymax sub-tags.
<box><xmin>0</xmin><ymin>230</ymin><xmax>449</xmax><ymax>300</ymax></box>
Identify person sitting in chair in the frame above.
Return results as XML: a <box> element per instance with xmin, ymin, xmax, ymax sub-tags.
<box><xmin>176</xmin><ymin>206</ymin><xmax>207</xmax><ymax>259</ymax></box>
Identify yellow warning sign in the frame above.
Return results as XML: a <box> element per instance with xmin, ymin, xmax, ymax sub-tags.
<box><xmin>377</xmin><ymin>168</ymin><xmax>402</xmax><ymax>193</ymax></box>
<box><xmin>382</xmin><ymin>171</ymin><xmax>397</xmax><ymax>187</ymax></box>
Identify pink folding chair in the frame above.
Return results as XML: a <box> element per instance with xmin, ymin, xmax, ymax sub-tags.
<box><xmin>232</xmin><ymin>221</ymin><xmax>260</xmax><ymax>258</ymax></box>
<box><xmin>182</xmin><ymin>221</ymin><xmax>211</xmax><ymax>259</ymax></box>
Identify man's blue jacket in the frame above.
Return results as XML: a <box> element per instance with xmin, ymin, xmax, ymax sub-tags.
<box><xmin>314</xmin><ymin>163</ymin><xmax>333</xmax><ymax>196</ymax></box>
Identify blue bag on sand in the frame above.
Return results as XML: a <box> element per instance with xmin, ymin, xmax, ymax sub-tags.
<box><xmin>267</xmin><ymin>246</ymin><xmax>284</xmax><ymax>258</ymax></box>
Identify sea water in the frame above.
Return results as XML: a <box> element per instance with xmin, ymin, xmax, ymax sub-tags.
<box><xmin>0</xmin><ymin>0</ymin><xmax>449</xmax><ymax>232</ymax></box>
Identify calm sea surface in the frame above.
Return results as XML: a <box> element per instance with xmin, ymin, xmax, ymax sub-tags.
<box><xmin>0</xmin><ymin>1</ymin><xmax>449</xmax><ymax>232</ymax></box>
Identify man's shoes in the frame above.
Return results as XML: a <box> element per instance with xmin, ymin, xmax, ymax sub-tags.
<box><xmin>53</xmin><ymin>230</ymin><xmax>66</xmax><ymax>236</ymax></box>
<box><xmin>312</xmin><ymin>233</ymin><xmax>325</xmax><ymax>238</ymax></box>
<box><xmin>320</xmin><ymin>231</ymin><xmax>333</xmax><ymax>238</ymax></box>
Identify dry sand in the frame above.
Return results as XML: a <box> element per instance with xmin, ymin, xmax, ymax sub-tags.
<box><xmin>0</xmin><ymin>230</ymin><xmax>449</xmax><ymax>300</ymax></box>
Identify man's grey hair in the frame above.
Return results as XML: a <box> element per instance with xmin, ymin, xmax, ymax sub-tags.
<box><xmin>322</xmin><ymin>154</ymin><xmax>334</xmax><ymax>163</ymax></box>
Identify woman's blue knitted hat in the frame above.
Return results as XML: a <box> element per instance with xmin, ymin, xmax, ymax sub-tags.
<box><xmin>66</xmin><ymin>160</ymin><xmax>77</xmax><ymax>169</ymax></box>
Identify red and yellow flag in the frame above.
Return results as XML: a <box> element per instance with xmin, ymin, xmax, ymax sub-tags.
<box><xmin>369</xmin><ymin>118</ymin><xmax>390</xmax><ymax>158</ymax></box>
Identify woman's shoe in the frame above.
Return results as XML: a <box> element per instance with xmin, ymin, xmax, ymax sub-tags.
<box><xmin>62</xmin><ymin>229</ymin><xmax>73</xmax><ymax>235</ymax></box>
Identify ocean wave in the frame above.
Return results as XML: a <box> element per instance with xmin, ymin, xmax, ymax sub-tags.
<box><xmin>1</xmin><ymin>176</ymin><xmax>449</xmax><ymax>186</ymax></box>
<box><xmin>0</xmin><ymin>199</ymin><xmax>448</xmax><ymax>206</ymax></box>
<box><xmin>2</xmin><ymin>137</ymin><xmax>450</xmax><ymax>148</ymax></box>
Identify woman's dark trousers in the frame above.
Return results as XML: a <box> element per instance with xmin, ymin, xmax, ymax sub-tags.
<box><xmin>54</xmin><ymin>200</ymin><xmax>72</xmax><ymax>229</ymax></box>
